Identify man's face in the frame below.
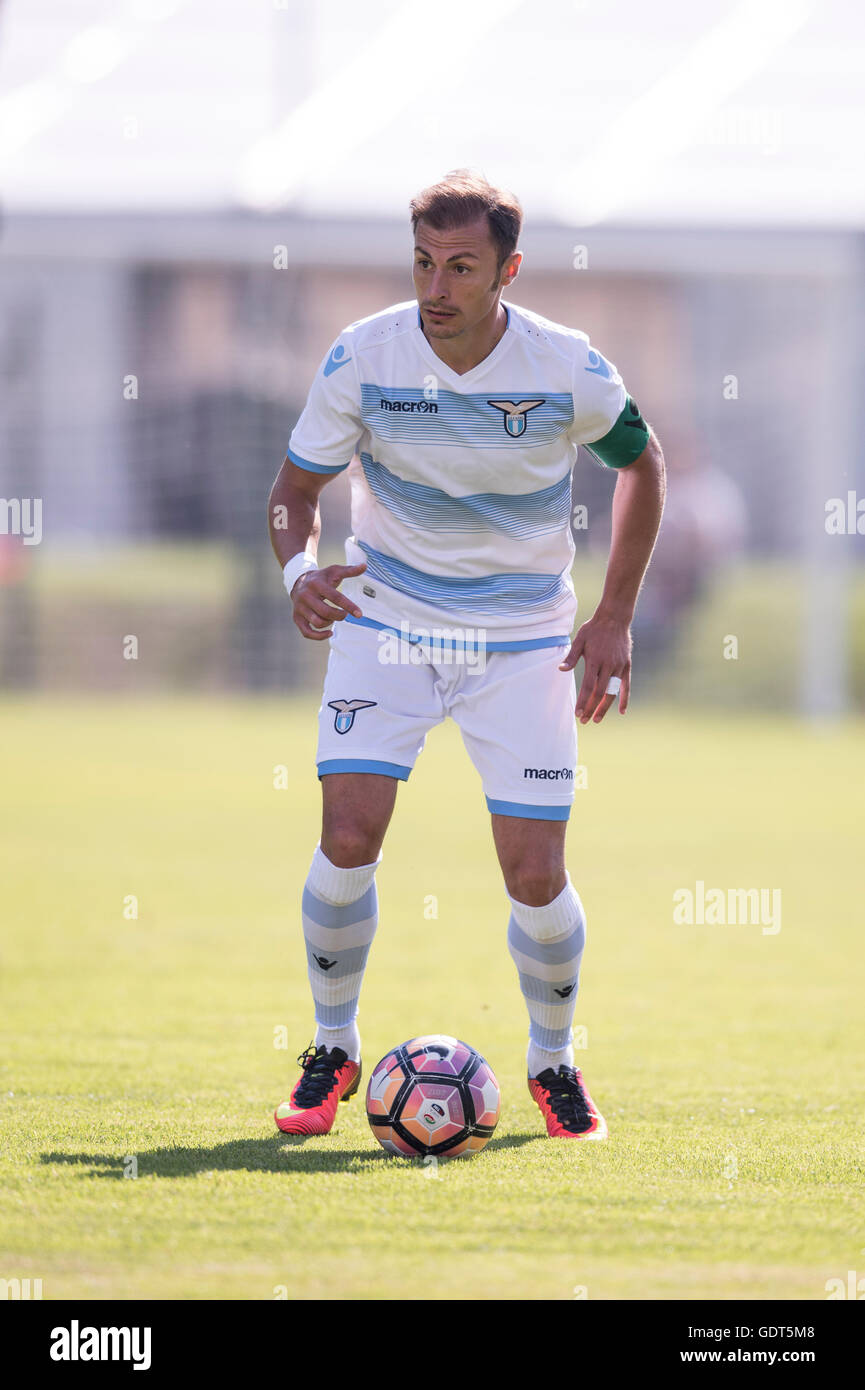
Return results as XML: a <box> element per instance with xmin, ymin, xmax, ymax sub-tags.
<box><xmin>412</xmin><ymin>215</ymin><xmax>520</xmax><ymax>340</ymax></box>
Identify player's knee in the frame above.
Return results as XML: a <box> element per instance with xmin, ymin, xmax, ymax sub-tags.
<box><xmin>320</xmin><ymin>822</ymin><xmax>382</xmax><ymax>869</ymax></box>
<box><xmin>506</xmin><ymin>865</ymin><xmax>567</xmax><ymax>910</ymax></box>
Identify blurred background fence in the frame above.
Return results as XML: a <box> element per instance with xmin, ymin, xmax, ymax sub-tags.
<box><xmin>1</xmin><ymin>1</ymin><xmax>863</xmax><ymax>714</ymax></box>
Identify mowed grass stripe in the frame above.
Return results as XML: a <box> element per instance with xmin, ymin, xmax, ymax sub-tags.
<box><xmin>0</xmin><ymin>698</ymin><xmax>862</xmax><ymax>1299</ymax></box>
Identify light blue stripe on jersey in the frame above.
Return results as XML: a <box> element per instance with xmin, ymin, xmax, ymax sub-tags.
<box><xmin>359</xmin><ymin>452</ymin><xmax>571</xmax><ymax>538</ymax></box>
<box><xmin>344</xmin><ymin>613</ymin><xmax>569</xmax><ymax>653</ymax></box>
<box><xmin>287</xmin><ymin>446</ymin><xmax>350</xmax><ymax>475</ymax></box>
<box><xmin>357</xmin><ymin>541</ymin><xmax>568</xmax><ymax>615</ymax></box>
<box><xmin>360</xmin><ymin>386</ymin><xmax>573</xmax><ymax>446</ymax></box>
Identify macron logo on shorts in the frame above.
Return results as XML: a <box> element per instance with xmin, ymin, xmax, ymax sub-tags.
<box><xmin>524</xmin><ymin>767</ymin><xmax>574</xmax><ymax>780</ymax></box>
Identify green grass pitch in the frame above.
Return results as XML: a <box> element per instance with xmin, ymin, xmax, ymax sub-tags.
<box><xmin>0</xmin><ymin>697</ymin><xmax>863</xmax><ymax>1300</ymax></box>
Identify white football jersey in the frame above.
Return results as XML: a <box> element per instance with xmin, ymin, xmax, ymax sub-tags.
<box><xmin>288</xmin><ymin>299</ymin><xmax>648</xmax><ymax>647</ymax></box>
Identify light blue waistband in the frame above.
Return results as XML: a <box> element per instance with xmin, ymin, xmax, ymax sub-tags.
<box><xmin>343</xmin><ymin>613</ymin><xmax>569</xmax><ymax>653</ymax></box>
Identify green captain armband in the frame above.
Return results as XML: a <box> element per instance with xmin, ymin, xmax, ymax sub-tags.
<box><xmin>585</xmin><ymin>396</ymin><xmax>650</xmax><ymax>469</ymax></box>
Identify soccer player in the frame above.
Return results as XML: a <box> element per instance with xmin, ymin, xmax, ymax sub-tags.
<box><xmin>268</xmin><ymin>170</ymin><xmax>665</xmax><ymax>1141</ymax></box>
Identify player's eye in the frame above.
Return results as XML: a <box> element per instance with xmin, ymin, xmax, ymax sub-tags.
<box><xmin>415</xmin><ymin>259</ymin><xmax>432</xmax><ymax>270</ymax></box>
<box><xmin>453</xmin><ymin>265</ymin><xmax>470</xmax><ymax>274</ymax></box>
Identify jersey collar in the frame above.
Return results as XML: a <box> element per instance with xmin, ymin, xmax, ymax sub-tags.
<box><xmin>413</xmin><ymin>302</ymin><xmax>515</xmax><ymax>388</ymax></box>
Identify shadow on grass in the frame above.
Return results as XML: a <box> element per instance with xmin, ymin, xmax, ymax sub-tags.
<box><xmin>40</xmin><ymin>1130</ymin><xmax>540</xmax><ymax>1179</ymax></box>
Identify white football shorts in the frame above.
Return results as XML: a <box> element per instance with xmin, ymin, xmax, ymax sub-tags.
<box><xmin>315</xmin><ymin>616</ymin><xmax>579</xmax><ymax>820</ymax></box>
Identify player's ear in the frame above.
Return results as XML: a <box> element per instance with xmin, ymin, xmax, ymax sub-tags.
<box><xmin>502</xmin><ymin>251</ymin><xmax>521</xmax><ymax>287</ymax></box>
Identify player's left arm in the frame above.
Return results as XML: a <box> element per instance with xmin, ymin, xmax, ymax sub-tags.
<box><xmin>559</xmin><ymin>428</ymin><xmax>666</xmax><ymax>724</ymax></box>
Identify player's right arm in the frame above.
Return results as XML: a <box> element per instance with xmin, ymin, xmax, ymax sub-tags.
<box><xmin>267</xmin><ymin>458</ymin><xmax>365</xmax><ymax>641</ymax></box>
<box><xmin>269</xmin><ymin>327</ymin><xmax>366</xmax><ymax>641</ymax></box>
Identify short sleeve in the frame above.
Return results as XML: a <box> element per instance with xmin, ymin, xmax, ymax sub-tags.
<box><xmin>287</xmin><ymin>331</ymin><xmax>362</xmax><ymax>475</ymax></box>
<box><xmin>570</xmin><ymin>337</ymin><xmax>649</xmax><ymax>469</ymax></box>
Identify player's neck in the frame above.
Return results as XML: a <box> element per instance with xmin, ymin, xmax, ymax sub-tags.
<box><xmin>421</xmin><ymin>300</ymin><xmax>508</xmax><ymax>376</ymax></box>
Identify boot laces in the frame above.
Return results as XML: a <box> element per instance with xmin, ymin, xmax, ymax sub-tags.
<box><xmin>293</xmin><ymin>1044</ymin><xmax>347</xmax><ymax>1108</ymax></box>
<box><xmin>538</xmin><ymin>1065</ymin><xmax>592</xmax><ymax>1129</ymax></box>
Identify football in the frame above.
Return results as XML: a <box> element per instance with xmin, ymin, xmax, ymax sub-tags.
<box><xmin>366</xmin><ymin>1034</ymin><xmax>500</xmax><ymax>1159</ymax></box>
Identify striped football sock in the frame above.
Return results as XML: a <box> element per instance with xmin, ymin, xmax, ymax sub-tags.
<box><xmin>506</xmin><ymin>874</ymin><xmax>587</xmax><ymax>1078</ymax></box>
<box><xmin>301</xmin><ymin>843</ymin><xmax>381</xmax><ymax>1063</ymax></box>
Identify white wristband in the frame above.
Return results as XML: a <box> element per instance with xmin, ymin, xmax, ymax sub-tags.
<box><xmin>283</xmin><ymin>551</ymin><xmax>317</xmax><ymax>598</ymax></box>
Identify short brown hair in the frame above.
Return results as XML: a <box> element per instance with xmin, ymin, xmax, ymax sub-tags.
<box><xmin>410</xmin><ymin>169</ymin><xmax>522</xmax><ymax>271</ymax></box>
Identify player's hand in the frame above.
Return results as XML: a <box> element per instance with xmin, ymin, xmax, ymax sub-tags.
<box><xmin>291</xmin><ymin>561</ymin><xmax>367</xmax><ymax>641</ymax></box>
<box><xmin>558</xmin><ymin>612</ymin><xmax>632</xmax><ymax>724</ymax></box>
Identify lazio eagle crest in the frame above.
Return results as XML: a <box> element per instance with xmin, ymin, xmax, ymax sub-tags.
<box><xmin>328</xmin><ymin>698</ymin><xmax>377</xmax><ymax>734</ymax></box>
<box><xmin>487</xmin><ymin>398</ymin><xmax>545</xmax><ymax>437</ymax></box>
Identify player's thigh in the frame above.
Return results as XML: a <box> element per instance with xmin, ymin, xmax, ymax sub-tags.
<box><xmin>316</xmin><ymin>618</ymin><xmax>442</xmax><ymax>783</ymax></box>
<box><xmin>453</xmin><ymin>645</ymin><xmax>578</xmax><ymax>820</ymax></box>
<box><xmin>321</xmin><ymin>771</ymin><xmax>399</xmax><ymax>866</ymax></box>
<box><xmin>316</xmin><ymin>619</ymin><xmax>443</xmax><ymax>866</ymax></box>
<box><xmin>491</xmin><ymin>814</ymin><xmax>568</xmax><ymax>904</ymax></box>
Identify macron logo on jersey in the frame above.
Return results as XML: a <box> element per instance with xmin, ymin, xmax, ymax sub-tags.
<box><xmin>380</xmin><ymin>397</ymin><xmax>439</xmax><ymax>413</ymax></box>
<box><xmin>584</xmin><ymin>348</ymin><xmax>614</xmax><ymax>380</ymax></box>
<box><xmin>324</xmin><ymin>344</ymin><xmax>351</xmax><ymax>377</ymax></box>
